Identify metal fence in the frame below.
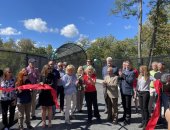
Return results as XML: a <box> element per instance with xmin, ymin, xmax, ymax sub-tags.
<box><xmin>0</xmin><ymin>49</ymin><xmax>48</xmax><ymax>76</ymax></box>
<box><xmin>94</xmin><ymin>55</ymin><xmax>170</xmax><ymax>79</ymax></box>
<box><xmin>56</xmin><ymin>43</ymin><xmax>87</xmax><ymax>70</ymax></box>
<box><xmin>0</xmin><ymin>49</ymin><xmax>169</xmax><ymax>80</ymax></box>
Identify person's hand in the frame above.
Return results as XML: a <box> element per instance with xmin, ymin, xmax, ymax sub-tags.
<box><xmin>40</xmin><ymin>82</ymin><xmax>44</xmax><ymax>85</ymax></box>
<box><xmin>133</xmin><ymin>90</ymin><xmax>137</xmax><ymax>98</ymax></box>
<box><xmin>119</xmin><ymin>70</ymin><xmax>123</xmax><ymax>77</ymax></box>
<box><xmin>103</xmin><ymin>81</ymin><xmax>107</xmax><ymax>87</ymax></box>
<box><xmin>17</xmin><ymin>88</ymin><xmax>22</xmax><ymax>93</ymax></box>
<box><xmin>76</xmin><ymin>80</ymin><xmax>79</xmax><ymax>85</ymax></box>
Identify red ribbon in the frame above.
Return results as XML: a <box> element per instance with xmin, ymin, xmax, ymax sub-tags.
<box><xmin>145</xmin><ymin>80</ymin><xmax>162</xmax><ymax>130</ymax></box>
<box><xmin>0</xmin><ymin>84</ymin><xmax>59</xmax><ymax>108</ymax></box>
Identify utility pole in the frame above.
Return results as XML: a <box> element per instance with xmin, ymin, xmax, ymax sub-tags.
<box><xmin>138</xmin><ymin>0</ymin><xmax>142</xmax><ymax>66</ymax></box>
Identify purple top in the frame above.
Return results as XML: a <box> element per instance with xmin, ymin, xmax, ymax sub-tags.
<box><xmin>26</xmin><ymin>66</ymin><xmax>39</xmax><ymax>84</ymax></box>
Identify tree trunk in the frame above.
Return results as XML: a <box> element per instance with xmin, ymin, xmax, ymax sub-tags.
<box><xmin>138</xmin><ymin>0</ymin><xmax>142</xmax><ymax>65</ymax></box>
<box><xmin>148</xmin><ymin>0</ymin><xmax>161</xmax><ymax>68</ymax></box>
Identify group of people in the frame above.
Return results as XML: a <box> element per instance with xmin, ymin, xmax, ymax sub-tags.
<box><xmin>102</xmin><ymin>57</ymin><xmax>170</xmax><ymax>130</ymax></box>
<box><xmin>0</xmin><ymin>58</ymin><xmax>101</xmax><ymax>130</ymax></box>
<box><xmin>0</xmin><ymin>57</ymin><xmax>170</xmax><ymax>130</ymax></box>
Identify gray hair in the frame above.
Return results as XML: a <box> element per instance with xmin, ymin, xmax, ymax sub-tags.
<box><xmin>106</xmin><ymin>57</ymin><xmax>112</xmax><ymax>62</ymax></box>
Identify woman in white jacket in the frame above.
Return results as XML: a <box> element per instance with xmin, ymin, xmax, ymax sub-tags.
<box><xmin>137</xmin><ymin>65</ymin><xmax>155</xmax><ymax>129</ymax></box>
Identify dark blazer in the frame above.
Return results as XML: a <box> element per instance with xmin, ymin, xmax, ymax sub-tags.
<box><xmin>119</xmin><ymin>69</ymin><xmax>135</xmax><ymax>95</ymax></box>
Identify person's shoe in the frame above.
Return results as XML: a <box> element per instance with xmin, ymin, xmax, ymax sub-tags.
<box><xmin>123</xmin><ymin>120</ymin><xmax>130</xmax><ymax>125</ymax></box>
<box><xmin>78</xmin><ymin>110</ymin><xmax>83</xmax><ymax>113</ymax></box>
<box><xmin>112</xmin><ymin>120</ymin><xmax>118</xmax><ymax>125</ymax></box>
<box><xmin>31</xmin><ymin>116</ymin><xmax>37</xmax><ymax>120</ymax></box>
<box><xmin>142</xmin><ymin>122</ymin><xmax>148</xmax><ymax>130</ymax></box>
<box><xmin>96</xmin><ymin>117</ymin><xmax>101</xmax><ymax>123</ymax></box>
<box><xmin>70</xmin><ymin>115</ymin><xmax>76</xmax><ymax>120</ymax></box>
<box><xmin>61</xmin><ymin>110</ymin><xmax>65</xmax><ymax>116</ymax></box>
<box><xmin>135</xmin><ymin>108</ymin><xmax>139</xmax><ymax>113</ymax></box>
<box><xmin>18</xmin><ymin>126</ymin><xmax>24</xmax><ymax>130</ymax></box>
<box><xmin>104</xmin><ymin>110</ymin><xmax>108</xmax><ymax>114</ymax></box>
<box><xmin>4</xmin><ymin>127</ymin><xmax>9</xmax><ymax>130</ymax></box>
<box><xmin>42</xmin><ymin>122</ymin><xmax>46</xmax><ymax>128</ymax></box>
<box><xmin>48</xmin><ymin>123</ymin><xmax>52</xmax><ymax>128</ymax></box>
<box><xmin>138</xmin><ymin>122</ymin><xmax>145</xmax><ymax>128</ymax></box>
<box><xmin>27</xmin><ymin>125</ymin><xmax>34</xmax><ymax>129</ymax></box>
<box><xmin>118</xmin><ymin>117</ymin><xmax>125</xmax><ymax>122</ymax></box>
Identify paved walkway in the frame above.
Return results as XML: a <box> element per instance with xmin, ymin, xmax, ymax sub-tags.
<box><xmin>7</xmin><ymin>83</ymin><xmax>167</xmax><ymax>130</ymax></box>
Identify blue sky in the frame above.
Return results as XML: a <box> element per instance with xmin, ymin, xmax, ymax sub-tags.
<box><xmin>0</xmin><ymin>0</ymin><xmax>150</xmax><ymax>48</ymax></box>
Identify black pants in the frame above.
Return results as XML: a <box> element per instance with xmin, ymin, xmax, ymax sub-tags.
<box><xmin>85</xmin><ymin>91</ymin><xmax>100</xmax><ymax>120</ymax></box>
<box><xmin>138</xmin><ymin>91</ymin><xmax>150</xmax><ymax>123</ymax></box>
<box><xmin>57</xmin><ymin>86</ymin><xmax>65</xmax><ymax>110</ymax></box>
<box><xmin>1</xmin><ymin>100</ymin><xmax>16</xmax><ymax>128</ymax></box>
<box><xmin>122</xmin><ymin>94</ymin><xmax>132</xmax><ymax>121</ymax></box>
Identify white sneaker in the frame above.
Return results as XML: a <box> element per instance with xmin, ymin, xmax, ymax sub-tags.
<box><xmin>4</xmin><ymin>128</ymin><xmax>9</xmax><ymax>130</ymax></box>
<box><xmin>61</xmin><ymin>110</ymin><xmax>65</xmax><ymax>116</ymax></box>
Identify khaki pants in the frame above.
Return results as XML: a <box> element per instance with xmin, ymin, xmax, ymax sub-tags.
<box><xmin>65</xmin><ymin>93</ymin><xmax>77</xmax><ymax>122</ymax></box>
<box><xmin>31</xmin><ymin>90</ymin><xmax>37</xmax><ymax>116</ymax></box>
<box><xmin>17</xmin><ymin>103</ymin><xmax>31</xmax><ymax>127</ymax></box>
<box><xmin>106</xmin><ymin>95</ymin><xmax>118</xmax><ymax>122</ymax></box>
<box><xmin>103</xmin><ymin>86</ymin><xmax>108</xmax><ymax>112</ymax></box>
<box><xmin>76</xmin><ymin>91</ymin><xmax>84</xmax><ymax>111</ymax></box>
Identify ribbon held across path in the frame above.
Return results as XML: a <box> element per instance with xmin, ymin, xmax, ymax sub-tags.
<box><xmin>145</xmin><ymin>80</ymin><xmax>162</xmax><ymax>130</ymax></box>
<box><xmin>0</xmin><ymin>84</ymin><xmax>59</xmax><ymax>109</ymax></box>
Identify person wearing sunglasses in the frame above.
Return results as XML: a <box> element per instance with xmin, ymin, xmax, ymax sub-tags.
<box><xmin>0</xmin><ymin>68</ymin><xmax>16</xmax><ymax>130</ymax></box>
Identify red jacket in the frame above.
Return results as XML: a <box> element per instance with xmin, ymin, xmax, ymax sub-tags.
<box><xmin>83</xmin><ymin>74</ymin><xmax>96</xmax><ymax>92</ymax></box>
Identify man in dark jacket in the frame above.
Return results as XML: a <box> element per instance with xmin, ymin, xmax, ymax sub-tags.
<box><xmin>118</xmin><ymin>60</ymin><xmax>135</xmax><ymax>125</ymax></box>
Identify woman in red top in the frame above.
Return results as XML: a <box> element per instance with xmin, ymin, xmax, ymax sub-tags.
<box><xmin>83</xmin><ymin>66</ymin><xmax>100</xmax><ymax>123</ymax></box>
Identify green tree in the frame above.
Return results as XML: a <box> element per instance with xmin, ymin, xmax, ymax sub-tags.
<box><xmin>34</xmin><ymin>47</ymin><xmax>47</xmax><ymax>56</ymax></box>
<box><xmin>17</xmin><ymin>39</ymin><xmax>35</xmax><ymax>53</ymax></box>
<box><xmin>76</xmin><ymin>37</ymin><xmax>91</xmax><ymax>50</ymax></box>
<box><xmin>3</xmin><ymin>38</ymin><xmax>18</xmax><ymax>50</ymax></box>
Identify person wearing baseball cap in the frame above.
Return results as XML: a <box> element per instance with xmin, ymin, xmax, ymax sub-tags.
<box><xmin>28</xmin><ymin>58</ymin><xmax>36</xmax><ymax>63</ymax></box>
<box><xmin>26</xmin><ymin>58</ymin><xmax>39</xmax><ymax>120</ymax></box>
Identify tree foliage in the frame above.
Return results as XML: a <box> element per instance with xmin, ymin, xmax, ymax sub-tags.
<box><xmin>111</xmin><ymin>0</ymin><xmax>139</xmax><ymax>18</ymax></box>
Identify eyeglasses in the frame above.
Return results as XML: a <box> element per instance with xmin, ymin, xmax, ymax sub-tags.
<box><xmin>7</xmin><ymin>72</ymin><xmax>12</xmax><ymax>73</ymax></box>
<box><xmin>24</xmin><ymin>74</ymin><xmax>28</xmax><ymax>76</ymax></box>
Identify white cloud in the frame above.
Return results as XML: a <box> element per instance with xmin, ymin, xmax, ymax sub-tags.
<box><xmin>0</xmin><ymin>24</ymin><xmax>2</xmax><ymax>26</ymax></box>
<box><xmin>0</xmin><ymin>27</ymin><xmax>21</xmax><ymax>35</ymax></box>
<box><xmin>60</xmin><ymin>24</ymin><xmax>79</xmax><ymax>38</ymax></box>
<box><xmin>23</xmin><ymin>18</ymin><xmax>58</xmax><ymax>33</ymax></box>
<box><xmin>78</xmin><ymin>34</ymin><xmax>88</xmax><ymax>41</ymax></box>
<box><xmin>107</xmin><ymin>22</ymin><xmax>112</xmax><ymax>26</ymax></box>
<box><xmin>124</xmin><ymin>25</ymin><xmax>133</xmax><ymax>30</ymax></box>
